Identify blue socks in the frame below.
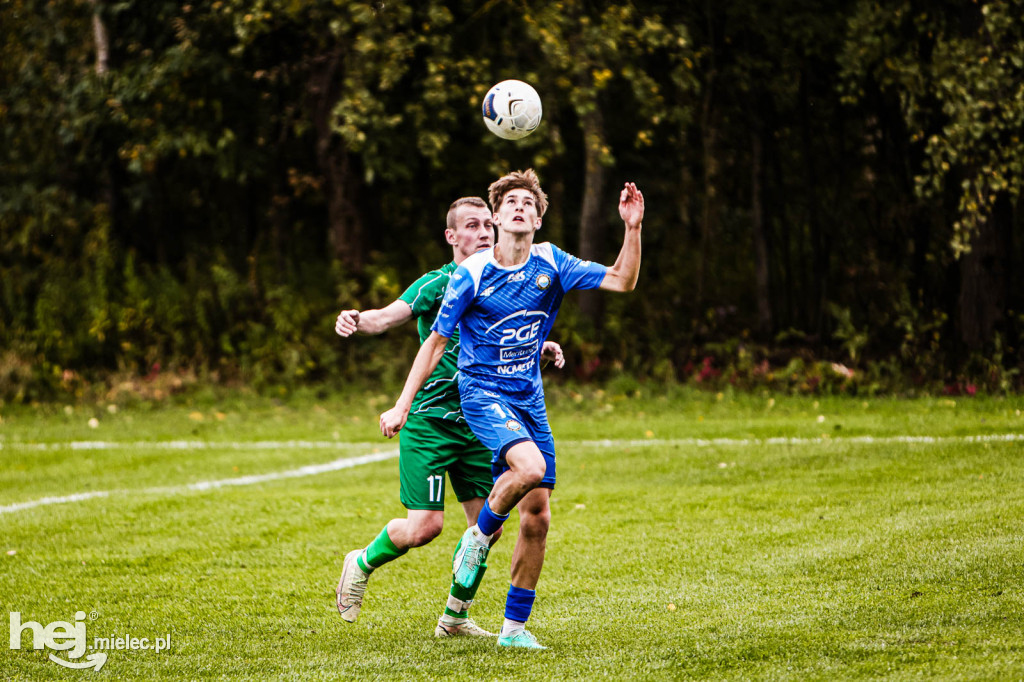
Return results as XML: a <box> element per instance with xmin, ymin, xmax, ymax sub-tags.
<box><xmin>504</xmin><ymin>584</ymin><xmax>537</xmax><ymax>623</ymax></box>
<box><xmin>479</xmin><ymin>503</ymin><xmax>537</xmax><ymax>632</ymax></box>
<box><xmin>476</xmin><ymin>499</ymin><xmax>509</xmax><ymax>537</ymax></box>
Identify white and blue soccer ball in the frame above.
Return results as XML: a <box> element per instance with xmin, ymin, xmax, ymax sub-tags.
<box><xmin>481</xmin><ymin>80</ymin><xmax>543</xmax><ymax>140</ymax></box>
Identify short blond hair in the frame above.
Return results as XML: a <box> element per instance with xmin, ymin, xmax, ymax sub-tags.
<box><xmin>446</xmin><ymin>196</ymin><xmax>489</xmax><ymax>231</ymax></box>
<box><xmin>487</xmin><ymin>169</ymin><xmax>549</xmax><ymax>217</ymax></box>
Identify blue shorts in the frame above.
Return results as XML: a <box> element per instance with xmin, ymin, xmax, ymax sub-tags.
<box><xmin>458</xmin><ymin>383</ymin><xmax>556</xmax><ymax>489</ymax></box>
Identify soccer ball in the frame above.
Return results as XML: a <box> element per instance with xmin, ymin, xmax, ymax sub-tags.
<box><xmin>481</xmin><ymin>80</ymin><xmax>543</xmax><ymax>140</ymax></box>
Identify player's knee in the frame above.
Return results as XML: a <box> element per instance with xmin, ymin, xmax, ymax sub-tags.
<box><xmin>407</xmin><ymin>516</ymin><xmax>444</xmax><ymax>546</ymax></box>
<box><xmin>507</xmin><ymin>444</ymin><xmax>547</xmax><ymax>488</ymax></box>
<box><xmin>518</xmin><ymin>463</ymin><xmax>546</xmax><ymax>489</ymax></box>
<box><xmin>519</xmin><ymin>508</ymin><xmax>550</xmax><ymax>540</ymax></box>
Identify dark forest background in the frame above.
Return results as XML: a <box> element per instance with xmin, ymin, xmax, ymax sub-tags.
<box><xmin>2</xmin><ymin>0</ymin><xmax>1023</xmax><ymax>401</ymax></box>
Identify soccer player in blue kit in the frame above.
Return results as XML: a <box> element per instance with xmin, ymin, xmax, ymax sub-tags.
<box><xmin>380</xmin><ymin>169</ymin><xmax>644</xmax><ymax>649</ymax></box>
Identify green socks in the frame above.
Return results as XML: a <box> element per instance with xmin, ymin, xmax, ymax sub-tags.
<box><xmin>354</xmin><ymin>526</ymin><xmax>488</xmax><ymax>621</ymax></box>
<box><xmin>356</xmin><ymin>526</ymin><xmax>408</xmax><ymax>573</ymax></box>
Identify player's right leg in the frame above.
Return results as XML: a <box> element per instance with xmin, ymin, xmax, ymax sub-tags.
<box><xmin>451</xmin><ymin>441</ymin><xmax>547</xmax><ymax>591</ymax></box>
<box><xmin>337</xmin><ymin>413</ymin><xmax>448</xmax><ymax>622</ymax></box>
<box><xmin>451</xmin><ymin>393</ymin><xmax>549</xmax><ymax>592</ymax></box>
<box><xmin>337</xmin><ymin>510</ymin><xmax>443</xmax><ymax>622</ymax></box>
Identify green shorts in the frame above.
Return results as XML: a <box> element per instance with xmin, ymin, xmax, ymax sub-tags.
<box><xmin>398</xmin><ymin>412</ymin><xmax>494</xmax><ymax>510</ymax></box>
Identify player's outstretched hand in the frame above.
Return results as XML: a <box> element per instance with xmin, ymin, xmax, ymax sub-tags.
<box><xmin>619</xmin><ymin>182</ymin><xmax>644</xmax><ymax>230</ymax></box>
<box><xmin>541</xmin><ymin>341</ymin><xmax>565</xmax><ymax>369</ymax></box>
<box><xmin>335</xmin><ymin>309</ymin><xmax>360</xmax><ymax>337</ymax></box>
<box><xmin>380</xmin><ymin>405</ymin><xmax>408</xmax><ymax>439</ymax></box>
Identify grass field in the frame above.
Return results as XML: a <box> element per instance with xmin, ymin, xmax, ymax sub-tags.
<box><xmin>2</xmin><ymin>388</ymin><xmax>1023</xmax><ymax>679</ymax></box>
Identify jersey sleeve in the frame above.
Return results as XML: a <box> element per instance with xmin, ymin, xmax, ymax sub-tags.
<box><xmin>552</xmin><ymin>243</ymin><xmax>607</xmax><ymax>292</ymax></box>
<box><xmin>431</xmin><ymin>266</ymin><xmax>474</xmax><ymax>338</ymax></box>
<box><xmin>398</xmin><ymin>270</ymin><xmax>448</xmax><ymax>319</ymax></box>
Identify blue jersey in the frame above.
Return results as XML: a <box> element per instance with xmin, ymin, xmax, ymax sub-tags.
<box><xmin>432</xmin><ymin>242</ymin><xmax>607</xmax><ymax>402</ymax></box>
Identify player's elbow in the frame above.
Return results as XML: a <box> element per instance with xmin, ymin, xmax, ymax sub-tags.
<box><xmin>603</xmin><ymin>272</ymin><xmax>638</xmax><ymax>292</ymax></box>
<box><xmin>427</xmin><ymin>331</ymin><xmax>449</xmax><ymax>354</ymax></box>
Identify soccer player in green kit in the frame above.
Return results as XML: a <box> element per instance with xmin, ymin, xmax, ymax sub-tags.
<box><xmin>334</xmin><ymin>196</ymin><xmax>565</xmax><ymax>637</ymax></box>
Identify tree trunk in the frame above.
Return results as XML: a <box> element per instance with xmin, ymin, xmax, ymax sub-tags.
<box><xmin>577</xmin><ymin>106</ymin><xmax>608</xmax><ymax>322</ymax></box>
<box><xmin>310</xmin><ymin>47</ymin><xmax>364</xmax><ymax>270</ymax></box>
<box><xmin>800</xmin><ymin>67</ymin><xmax>827</xmax><ymax>340</ymax></box>
<box><xmin>87</xmin><ymin>0</ymin><xmax>109</xmax><ymax>75</ymax></box>
<box><xmin>697</xmin><ymin>94</ymin><xmax>717</xmax><ymax>324</ymax></box>
<box><xmin>88</xmin><ymin>0</ymin><xmax>119</xmax><ymax>262</ymax></box>
<box><xmin>958</xmin><ymin>195</ymin><xmax>1010</xmax><ymax>349</ymax></box>
<box><xmin>696</xmin><ymin>0</ymin><xmax>718</xmax><ymax>326</ymax></box>
<box><xmin>751</xmin><ymin>128</ymin><xmax>772</xmax><ymax>337</ymax></box>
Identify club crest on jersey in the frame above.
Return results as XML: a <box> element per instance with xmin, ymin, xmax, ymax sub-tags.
<box><xmin>507</xmin><ymin>271</ymin><xmax>526</xmax><ymax>283</ymax></box>
<box><xmin>535</xmin><ymin>274</ymin><xmax>552</xmax><ymax>290</ymax></box>
<box><xmin>505</xmin><ymin>419</ymin><xmax>522</xmax><ymax>432</ymax></box>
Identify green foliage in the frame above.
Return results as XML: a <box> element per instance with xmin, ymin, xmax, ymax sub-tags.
<box><xmin>828</xmin><ymin>304</ymin><xmax>869</xmax><ymax>364</ymax></box>
<box><xmin>840</xmin><ymin>0</ymin><xmax>1024</xmax><ymax>255</ymax></box>
<box><xmin>1</xmin><ymin>0</ymin><xmax>1023</xmax><ymax>400</ymax></box>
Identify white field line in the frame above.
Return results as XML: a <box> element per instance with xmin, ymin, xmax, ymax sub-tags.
<box><xmin>2</xmin><ymin>433</ymin><xmax>1022</xmax><ymax>515</ymax></box>
<box><xmin>0</xmin><ymin>440</ymin><xmax>387</xmax><ymax>452</ymax></box>
<box><xmin>0</xmin><ymin>448</ymin><xmax>398</xmax><ymax>515</ymax></box>
<box><xmin>2</xmin><ymin>433</ymin><xmax>1024</xmax><ymax>453</ymax></box>
<box><xmin>575</xmin><ymin>433</ymin><xmax>1024</xmax><ymax>448</ymax></box>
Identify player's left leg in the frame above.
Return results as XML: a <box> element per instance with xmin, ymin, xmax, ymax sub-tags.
<box><xmin>498</xmin><ymin>486</ymin><xmax>551</xmax><ymax>650</ymax></box>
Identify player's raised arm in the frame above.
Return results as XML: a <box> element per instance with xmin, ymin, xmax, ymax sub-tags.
<box><xmin>380</xmin><ymin>331</ymin><xmax>450</xmax><ymax>438</ymax></box>
<box><xmin>335</xmin><ymin>300</ymin><xmax>414</xmax><ymax>337</ymax></box>
<box><xmin>599</xmin><ymin>182</ymin><xmax>644</xmax><ymax>293</ymax></box>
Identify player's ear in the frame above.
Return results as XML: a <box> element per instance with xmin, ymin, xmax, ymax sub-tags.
<box><xmin>534</xmin><ymin>216</ymin><xmax>542</xmax><ymax>231</ymax></box>
<box><xmin>444</xmin><ymin>228</ymin><xmax>457</xmax><ymax>246</ymax></box>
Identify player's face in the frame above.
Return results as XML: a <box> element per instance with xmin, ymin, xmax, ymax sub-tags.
<box><xmin>448</xmin><ymin>206</ymin><xmax>494</xmax><ymax>261</ymax></box>
<box><xmin>494</xmin><ymin>188</ymin><xmax>542</xmax><ymax>235</ymax></box>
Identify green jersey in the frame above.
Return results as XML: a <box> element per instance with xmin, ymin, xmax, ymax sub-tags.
<box><xmin>398</xmin><ymin>262</ymin><xmax>463</xmax><ymax>422</ymax></box>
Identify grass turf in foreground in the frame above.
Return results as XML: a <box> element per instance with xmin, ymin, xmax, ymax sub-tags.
<box><xmin>1</xmin><ymin>392</ymin><xmax>1023</xmax><ymax>679</ymax></box>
